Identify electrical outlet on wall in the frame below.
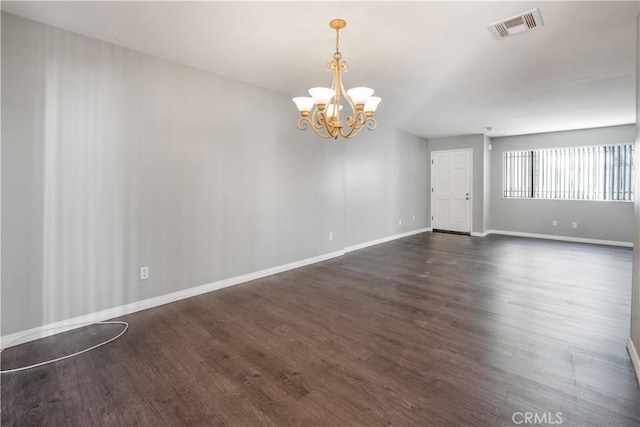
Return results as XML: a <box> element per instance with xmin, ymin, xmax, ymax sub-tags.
<box><xmin>552</xmin><ymin>220</ymin><xmax>557</xmax><ymax>226</ymax></box>
<box><xmin>572</xmin><ymin>222</ymin><xmax>578</xmax><ymax>229</ymax></box>
<box><xmin>328</xmin><ymin>232</ymin><xmax>333</xmax><ymax>241</ymax></box>
<box><xmin>398</xmin><ymin>219</ymin><xmax>402</xmax><ymax>226</ymax></box>
<box><xmin>412</xmin><ymin>214</ymin><xmax>416</xmax><ymax>221</ymax></box>
<box><xmin>140</xmin><ymin>266</ymin><xmax>150</xmax><ymax>280</ymax></box>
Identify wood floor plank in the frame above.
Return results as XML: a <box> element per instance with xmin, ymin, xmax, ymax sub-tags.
<box><xmin>2</xmin><ymin>233</ymin><xmax>639</xmax><ymax>426</ymax></box>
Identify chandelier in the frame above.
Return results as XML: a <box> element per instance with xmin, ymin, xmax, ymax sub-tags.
<box><xmin>293</xmin><ymin>19</ymin><xmax>381</xmax><ymax>139</ymax></box>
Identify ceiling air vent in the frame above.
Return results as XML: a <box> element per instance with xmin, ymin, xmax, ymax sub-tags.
<box><xmin>488</xmin><ymin>8</ymin><xmax>544</xmax><ymax>40</ymax></box>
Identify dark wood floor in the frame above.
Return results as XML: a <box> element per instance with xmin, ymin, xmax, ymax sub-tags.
<box><xmin>2</xmin><ymin>232</ymin><xmax>639</xmax><ymax>426</ymax></box>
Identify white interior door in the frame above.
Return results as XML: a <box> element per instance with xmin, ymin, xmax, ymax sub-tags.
<box><xmin>431</xmin><ymin>149</ymin><xmax>471</xmax><ymax>233</ymax></box>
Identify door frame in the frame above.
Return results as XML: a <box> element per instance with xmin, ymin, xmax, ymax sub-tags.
<box><xmin>430</xmin><ymin>148</ymin><xmax>473</xmax><ymax>233</ymax></box>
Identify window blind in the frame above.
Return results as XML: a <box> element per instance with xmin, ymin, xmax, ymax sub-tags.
<box><xmin>503</xmin><ymin>144</ymin><xmax>634</xmax><ymax>201</ymax></box>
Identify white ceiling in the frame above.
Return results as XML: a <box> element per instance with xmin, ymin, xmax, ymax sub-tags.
<box><xmin>2</xmin><ymin>1</ymin><xmax>637</xmax><ymax>139</ymax></box>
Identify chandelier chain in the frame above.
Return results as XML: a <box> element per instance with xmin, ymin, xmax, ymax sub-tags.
<box><xmin>334</xmin><ymin>28</ymin><xmax>341</xmax><ymax>60</ymax></box>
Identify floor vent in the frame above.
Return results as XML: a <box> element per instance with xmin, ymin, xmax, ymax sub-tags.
<box><xmin>488</xmin><ymin>8</ymin><xmax>544</xmax><ymax>40</ymax></box>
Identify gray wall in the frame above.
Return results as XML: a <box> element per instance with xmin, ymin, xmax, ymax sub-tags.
<box><xmin>426</xmin><ymin>134</ymin><xmax>486</xmax><ymax>233</ymax></box>
<box><xmin>490</xmin><ymin>125</ymin><xmax>635</xmax><ymax>242</ymax></box>
<box><xmin>1</xmin><ymin>13</ymin><xmax>428</xmax><ymax>336</ymax></box>
<box><xmin>345</xmin><ymin>128</ymin><xmax>428</xmax><ymax>246</ymax></box>
<box><xmin>631</xmin><ymin>12</ymin><xmax>640</xmax><ymax>366</ymax></box>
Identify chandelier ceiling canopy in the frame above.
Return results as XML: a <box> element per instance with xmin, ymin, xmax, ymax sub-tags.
<box><xmin>293</xmin><ymin>19</ymin><xmax>381</xmax><ymax>140</ymax></box>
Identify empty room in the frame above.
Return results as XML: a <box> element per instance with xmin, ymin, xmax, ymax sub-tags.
<box><xmin>1</xmin><ymin>1</ymin><xmax>640</xmax><ymax>426</ymax></box>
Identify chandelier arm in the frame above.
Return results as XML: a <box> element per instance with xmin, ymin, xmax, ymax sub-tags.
<box><xmin>365</xmin><ymin>117</ymin><xmax>378</xmax><ymax>130</ymax></box>
<box><xmin>332</xmin><ymin>61</ymin><xmax>342</xmax><ymax>125</ymax></box>
<box><xmin>354</xmin><ymin>110</ymin><xmax>366</xmax><ymax>127</ymax></box>
<box><xmin>340</xmin><ymin>110</ymin><xmax>367</xmax><ymax>139</ymax></box>
<box><xmin>299</xmin><ymin>113</ymin><xmax>322</xmax><ymax>131</ymax></box>
<box><xmin>347</xmin><ymin>109</ymin><xmax>367</xmax><ymax>128</ymax></box>
<box><xmin>315</xmin><ymin>110</ymin><xmax>336</xmax><ymax>138</ymax></box>
<box><xmin>310</xmin><ymin>124</ymin><xmax>335</xmax><ymax>139</ymax></box>
<box><xmin>340</xmin><ymin>123</ymin><xmax>364</xmax><ymax>139</ymax></box>
<box><xmin>324</xmin><ymin>119</ymin><xmax>338</xmax><ymax>139</ymax></box>
<box><xmin>297</xmin><ymin>117</ymin><xmax>311</xmax><ymax>131</ymax></box>
<box><xmin>345</xmin><ymin>116</ymin><xmax>354</xmax><ymax>128</ymax></box>
<box><xmin>336</xmin><ymin>60</ymin><xmax>362</xmax><ymax>140</ymax></box>
<box><xmin>314</xmin><ymin>109</ymin><xmax>339</xmax><ymax>138</ymax></box>
<box><xmin>311</xmin><ymin>108</ymin><xmax>324</xmax><ymax>128</ymax></box>
<box><xmin>300</xmin><ymin>115</ymin><xmax>334</xmax><ymax>139</ymax></box>
<box><xmin>333</xmin><ymin>64</ymin><xmax>347</xmax><ymax>129</ymax></box>
<box><xmin>337</xmin><ymin>62</ymin><xmax>357</xmax><ymax>114</ymax></box>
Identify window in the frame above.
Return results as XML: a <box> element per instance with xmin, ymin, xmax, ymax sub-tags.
<box><xmin>504</xmin><ymin>144</ymin><xmax>634</xmax><ymax>201</ymax></box>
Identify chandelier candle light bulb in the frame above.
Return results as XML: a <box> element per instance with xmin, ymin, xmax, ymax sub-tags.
<box><xmin>326</xmin><ymin>104</ymin><xmax>343</xmax><ymax>118</ymax></box>
<box><xmin>293</xmin><ymin>19</ymin><xmax>381</xmax><ymax>139</ymax></box>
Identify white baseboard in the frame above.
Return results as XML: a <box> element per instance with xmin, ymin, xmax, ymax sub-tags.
<box><xmin>483</xmin><ymin>229</ymin><xmax>633</xmax><ymax>248</ymax></box>
<box><xmin>345</xmin><ymin>227</ymin><xmax>430</xmax><ymax>253</ymax></box>
<box><xmin>627</xmin><ymin>337</ymin><xmax>640</xmax><ymax>386</ymax></box>
<box><xmin>0</xmin><ymin>249</ymin><xmax>345</xmax><ymax>349</ymax></box>
<box><xmin>470</xmin><ymin>231</ymin><xmax>490</xmax><ymax>237</ymax></box>
<box><xmin>1</xmin><ymin>228</ymin><xmax>433</xmax><ymax>349</ymax></box>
